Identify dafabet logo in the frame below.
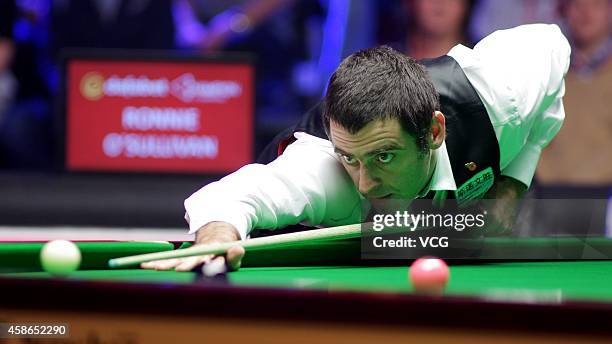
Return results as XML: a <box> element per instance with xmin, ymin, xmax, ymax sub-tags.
<box><xmin>78</xmin><ymin>72</ymin><xmax>242</xmax><ymax>103</ymax></box>
<box><xmin>80</xmin><ymin>72</ymin><xmax>105</xmax><ymax>101</ymax></box>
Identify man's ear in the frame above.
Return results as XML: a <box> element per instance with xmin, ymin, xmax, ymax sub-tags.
<box><xmin>427</xmin><ymin>111</ymin><xmax>446</xmax><ymax>149</ymax></box>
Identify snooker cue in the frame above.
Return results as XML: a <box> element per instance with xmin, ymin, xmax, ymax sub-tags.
<box><xmin>108</xmin><ymin>222</ymin><xmax>364</xmax><ymax>268</ymax></box>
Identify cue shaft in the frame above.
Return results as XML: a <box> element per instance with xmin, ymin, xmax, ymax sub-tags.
<box><xmin>108</xmin><ymin>222</ymin><xmax>364</xmax><ymax>268</ymax></box>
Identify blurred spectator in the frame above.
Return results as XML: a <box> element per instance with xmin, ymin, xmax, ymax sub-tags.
<box><xmin>470</xmin><ymin>0</ymin><xmax>559</xmax><ymax>40</ymax></box>
<box><xmin>0</xmin><ymin>0</ymin><xmax>54</xmax><ymax>169</ymax></box>
<box><xmin>174</xmin><ymin>0</ymin><xmax>294</xmax><ymax>52</ymax></box>
<box><xmin>52</xmin><ymin>0</ymin><xmax>176</xmax><ymax>51</ymax></box>
<box><xmin>379</xmin><ymin>0</ymin><xmax>478</xmax><ymax>59</ymax></box>
<box><xmin>175</xmin><ymin>0</ymin><xmax>328</xmax><ymax>153</ymax></box>
<box><xmin>0</xmin><ymin>40</ymin><xmax>16</xmax><ymax>121</ymax></box>
<box><xmin>0</xmin><ymin>1</ymin><xmax>18</xmax><ymax>124</ymax></box>
<box><xmin>315</xmin><ymin>0</ymin><xmax>377</xmax><ymax>95</ymax></box>
<box><xmin>537</xmin><ymin>0</ymin><xmax>611</xmax><ymax>185</ymax></box>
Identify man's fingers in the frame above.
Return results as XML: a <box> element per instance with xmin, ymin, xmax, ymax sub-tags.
<box><xmin>140</xmin><ymin>258</ymin><xmax>181</xmax><ymax>270</ymax></box>
<box><xmin>140</xmin><ymin>261</ymin><xmax>155</xmax><ymax>269</ymax></box>
<box><xmin>175</xmin><ymin>255</ymin><xmax>213</xmax><ymax>272</ymax></box>
<box><xmin>140</xmin><ymin>255</ymin><xmax>213</xmax><ymax>271</ymax></box>
<box><xmin>140</xmin><ymin>245</ymin><xmax>244</xmax><ymax>272</ymax></box>
<box><xmin>226</xmin><ymin>245</ymin><xmax>245</xmax><ymax>271</ymax></box>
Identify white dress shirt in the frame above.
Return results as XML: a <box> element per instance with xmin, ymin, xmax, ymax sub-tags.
<box><xmin>184</xmin><ymin>24</ymin><xmax>571</xmax><ymax>239</ymax></box>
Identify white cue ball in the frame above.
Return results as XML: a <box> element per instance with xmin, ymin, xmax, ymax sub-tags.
<box><xmin>201</xmin><ymin>257</ymin><xmax>228</xmax><ymax>277</ymax></box>
<box><xmin>40</xmin><ymin>240</ymin><xmax>81</xmax><ymax>276</ymax></box>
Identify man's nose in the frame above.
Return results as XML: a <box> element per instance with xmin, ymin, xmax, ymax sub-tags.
<box><xmin>357</xmin><ymin>165</ymin><xmax>380</xmax><ymax>196</ymax></box>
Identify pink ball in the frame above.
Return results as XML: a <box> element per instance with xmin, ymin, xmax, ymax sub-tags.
<box><xmin>409</xmin><ymin>257</ymin><xmax>450</xmax><ymax>294</ymax></box>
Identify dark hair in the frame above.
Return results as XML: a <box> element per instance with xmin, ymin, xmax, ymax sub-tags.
<box><xmin>322</xmin><ymin>46</ymin><xmax>439</xmax><ymax>152</ymax></box>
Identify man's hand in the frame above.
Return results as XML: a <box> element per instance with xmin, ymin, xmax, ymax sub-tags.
<box><xmin>141</xmin><ymin>222</ymin><xmax>245</xmax><ymax>272</ymax></box>
<box><xmin>481</xmin><ymin>176</ymin><xmax>527</xmax><ymax>236</ymax></box>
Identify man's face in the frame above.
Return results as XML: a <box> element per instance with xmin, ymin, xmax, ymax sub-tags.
<box><xmin>411</xmin><ymin>0</ymin><xmax>468</xmax><ymax>37</ymax></box>
<box><xmin>565</xmin><ymin>0</ymin><xmax>610</xmax><ymax>46</ymax></box>
<box><xmin>329</xmin><ymin>117</ymin><xmax>437</xmax><ymax>202</ymax></box>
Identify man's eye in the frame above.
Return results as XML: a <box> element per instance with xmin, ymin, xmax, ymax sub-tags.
<box><xmin>376</xmin><ymin>152</ymin><xmax>394</xmax><ymax>164</ymax></box>
<box><xmin>341</xmin><ymin>155</ymin><xmax>357</xmax><ymax>165</ymax></box>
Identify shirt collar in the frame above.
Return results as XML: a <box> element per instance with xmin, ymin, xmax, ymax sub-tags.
<box><xmin>418</xmin><ymin>142</ymin><xmax>457</xmax><ymax>197</ymax></box>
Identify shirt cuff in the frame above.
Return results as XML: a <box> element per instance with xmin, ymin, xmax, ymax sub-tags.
<box><xmin>500</xmin><ymin>142</ymin><xmax>542</xmax><ymax>188</ymax></box>
<box><xmin>184</xmin><ymin>199</ymin><xmax>251</xmax><ymax>240</ymax></box>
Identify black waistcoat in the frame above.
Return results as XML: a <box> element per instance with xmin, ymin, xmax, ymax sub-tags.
<box><xmin>256</xmin><ymin>55</ymin><xmax>500</xmax><ymax>199</ymax></box>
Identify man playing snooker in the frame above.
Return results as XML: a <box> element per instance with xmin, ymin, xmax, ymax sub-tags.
<box><xmin>143</xmin><ymin>24</ymin><xmax>570</xmax><ymax>272</ymax></box>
